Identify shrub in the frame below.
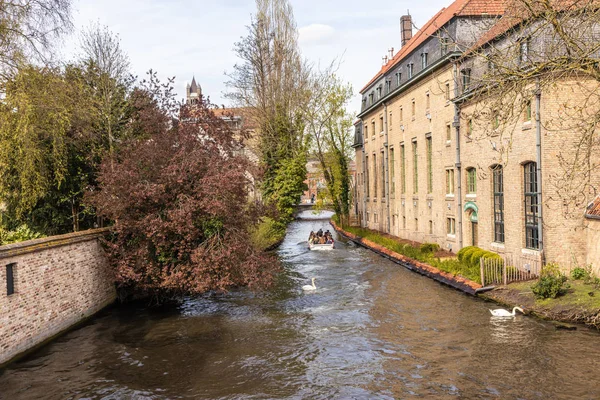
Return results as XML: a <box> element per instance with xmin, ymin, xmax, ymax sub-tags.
<box><xmin>457</xmin><ymin>246</ymin><xmax>475</xmax><ymax>262</ymax></box>
<box><xmin>469</xmin><ymin>250</ymin><xmax>486</xmax><ymax>268</ymax></box>
<box><xmin>0</xmin><ymin>225</ymin><xmax>44</xmax><ymax>245</ymax></box>
<box><xmin>461</xmin><ymin>247</ymin><xmax>479</xmax><ymax>263</ymax></box>
<box><xmin>250</xmin><ymin>217</ymin><xmax>286</xmax><ymax>251</ymax></box>
<box><xmin>571</xmin><ymin>266</ymin><xmax>590</xmax><ymax>280</ymax></box>
<box><xmin>420</xmin><ymin>242</ymin><xmax>440</xmax><ymax>254</ymax></box>
<box><xmin>531</xmin><ymin>263</ymin><xmax>569</xmax><ymax>299</ymax></box>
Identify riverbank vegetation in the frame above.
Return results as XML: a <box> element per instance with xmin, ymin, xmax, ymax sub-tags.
<box><xmin>338</xmin><ymin>222</ymin><xmax>482</xmax><ymax>283</ymax></box>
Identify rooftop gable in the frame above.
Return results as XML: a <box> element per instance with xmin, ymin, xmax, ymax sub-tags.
<box><xmin>360</xmin><ymin>0</ymin><xmax>506</xmax><ymax>94</ymax></box>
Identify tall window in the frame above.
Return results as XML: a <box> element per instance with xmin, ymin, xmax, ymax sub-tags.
<box><xmin>377</xmin><ymin>86</ymin><xmax>382</xmax><ymax>99</ymax></box>
<box><xmin>524</xmin><ymin>162</ymin><xmax>539</xmax><ymax>249</ymax></box>
<box><xmin>379</xmin><ymin>116</ymin><xmax>384</xmax><ymax>133</ymax></box>
<box><xmin>401</xmin><ymin>144</ymin><xmax>406</xmax><ymax>194</ymax></box>
<box><xmin>421</xmin><ymin>53</ymin><xmax>428</xmax><ymax>69</ymax></box>
<box><xmin>381</xmin><ymin>151</ymin><xmax>385</xmax><ymax>198</ymax></box>
<box><xmin>467</xmin><ymin>119</ymin><xmax>473</xmax><ymax>138</ymax></box>
<box><xmin>385</xmin><ymin>80</ymin><xmax>391</xmax><ymax>94</ymax></box>
<box><xmin>412</xmin><ymin>141</ymin><xmax>418</xmax><ymax>193</ymax></box>
<box><xmin>389</xmin><ymin>112</ymin><xmax>393</xmax><ymax>129</ymax></box>
<box><xmin>524</xmin><ymin>100</ymin><xmax>532</xmax><ymax>122</ymax></box>
<box><xmin>372</xmin><ymin>121</ymin><xmax>375</xmax><ymax>137</ymax></box>
<box><xmin>365</xmin><ymin>156</ymin><xmax>370</xmax><ymax>198</ymax></box>
<box><xmin>426</xmin><ymin>136</ymin><xmax>432</xmax><ymax>193</ymax></box>
<box><xmin>411</xmin><ymin>100</ymin><xmax>416</xmax><ymax>117</ymax></box>
<box><xmin>399</xmin><ymin>106</ymin><xmax>403</xmax><ymax>121</ymax></box>
<box><xmin>364</xmin><ymin>124</ymin><xmax>368</xmax><ymax>139</ymax></box>
<box><xmin>445</xmin><ymin>83</ymin><xmax>450</xmax><ymax>100</ymax></box>
<box><xmin>407</xmin><ymin>63</ymin><xmax>414</xmax><ymax>79</ymax></box>
<box><xmin>373</xmin><ymin>154</ymin><xmax>378</xmax><ymax>198</ymax></box>
<box><xmin>446</xmin><ymin>169</ymin><xmax>455</xmax><ymax>195</ymax></box>
<box><xmin>461</xmin><ymin>69</ymin><xmax>471</xmax><ymax>93</ymax></box>
<box><xmin>426</xmin><ymin>93</ymin><xmax>430</xmax><ymax>110</ymax></box>
<box><xmin>467</xmin><ymin>167</ymin><xmax>477</xmax><ymax>194</ymax></box>
<box><xmin>396</xmin><ymin>72</ymin><xmax>401</xmax><ymax>85</ymax></box>
<box><xmin>447</xmin><ymin>218</ymin><xmax>456</xmax><ymax>235</ymax></box>
<box><xmin>493</xmin><ymin>166</ymin><xmax>505</xmax><ymax>243</ymax></box>
<box><xmin>446</xmin><ymin>124</ymin><xmax>452</xmax><ymax>142</ymax></box>
<box><xmin>390</xmin><ymin>148</ymin><xmax>396</xmax><ymax>195</ymax></box>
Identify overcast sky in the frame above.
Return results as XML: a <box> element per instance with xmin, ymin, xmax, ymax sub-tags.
<box><xmin>62</xmin><ymin>0</ymin><xmax>449</xmax><ymax>114</ymax></box>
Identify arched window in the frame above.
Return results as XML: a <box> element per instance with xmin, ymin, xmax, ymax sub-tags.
<box><xmin>466</xmin><ymin>167</ymin><xmax>477</xmax><ymax>194</ymax></box>
<box><xmin>492</xmin><ymin>165</ymin><xmax>504</xmax><ymax>243</ymax></box>
<box><xmin>524</xmin><ymin>162</ymin><xmax>539</xmax><ymax>249</ymax></box>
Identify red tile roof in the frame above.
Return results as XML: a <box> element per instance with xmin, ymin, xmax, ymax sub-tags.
<box><xmin>468</xmin><ymin>0</ymin><xmax>598</xmax><ymax>53</ymax></box>
<box><xmin>360</xmin><ymin>0</ymin><xmax>506</xmax><ymax>94</ymax></box>
<box><xmin>586</xmin><ymin>195</ymin><xmax>600</xmax><ymax>219</ymax></box>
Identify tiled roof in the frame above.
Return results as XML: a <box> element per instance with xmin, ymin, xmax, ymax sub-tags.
<box><xmin>360</xmin><ymin>0</ymin><xmax>506</xmax><ymax>94</ymax></box>
<box><xmin>468</xmin><ymin>0</ymin><xmax>597</xmax><ymax>53</ymax></box>
<box><xmin>586</xmin><ymin>195</ymin><xmax>600</xmax><ymax>219</ymax></box>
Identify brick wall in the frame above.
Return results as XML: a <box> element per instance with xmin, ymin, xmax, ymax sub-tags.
<box><xmin>0</xmin><ymin>229</ymin><xmax>116</xmax><ymax>366</ymax></box>
<box><xmin>587</xmin><ymin>221</ymin><xmax>600</xmax><ymax>275</ymax></box>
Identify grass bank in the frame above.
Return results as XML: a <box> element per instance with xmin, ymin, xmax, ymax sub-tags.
<box><xmin>250</xmin><ymin>217</ymin><xmax>287</xmax><ymax>251</ymax></box>
<box><xmin>334</xmin><ymin>218</ymin><xmax>481</xmax><ymax>284</ymax></box>
<box><xmin>482</xmin><ymin>277</ymin><xmax>600</xmax><ymax>329</ymax></box>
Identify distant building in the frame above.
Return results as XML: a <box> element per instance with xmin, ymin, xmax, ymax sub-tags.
<box><xmin>185</xmin><ymin>78</ymin><xmax>260</xmax><ymax>197</ymax></box>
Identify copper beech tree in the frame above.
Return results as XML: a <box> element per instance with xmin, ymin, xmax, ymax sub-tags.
<box><xmin>88</xmin><ymin>95</ymin><xmax>279</xmax><ymax>300</ymax></box>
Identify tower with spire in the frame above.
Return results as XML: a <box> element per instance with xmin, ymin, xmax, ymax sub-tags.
<box><xmin>186</xmin><ymin>77</ymin><xmax>202</xmax><ymax>104</ymax></box>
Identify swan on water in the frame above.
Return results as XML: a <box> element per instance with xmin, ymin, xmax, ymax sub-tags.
<box><xmin>302</xmin><ymin>278</ymin><xmax>316</xmax><ymax>291</ymax></box>
<box><xmin>489</xmin><ymin>306</ymin><xmax>524</xmax><ymax>317</ymax></box>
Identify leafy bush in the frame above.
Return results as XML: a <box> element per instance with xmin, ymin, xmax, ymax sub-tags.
<box><xmin>469</xmin><ymin>250</ymin><xmax>486</xmax><ymax>268</ymax></box>
<box><xmin>571</xmin><ymin>265</ymin><xmax>593</xmax><ymax>282</ymax></box>
<box><xmin>457</xmin><ymin>246</ymin><xmax>475</xmax><ymax>262</ymax></box>
<box><xmin>420</xmin><ymin>242</ymin><xmax>440</xmax><ymax>254</ymax></box>
<box><xmin>531</xmin><ymin>263</ymin><xmax>569</xmax><ymax>299</ymax></box>
<box><xmin>250</xmin><ymin>217</ymin><xmax>286</xmax><ymax>251</ymax></box>
<box><xmin>0</xmin><ymin>225</ymin><xmax>44</xmax><ymax>245</ymax></box>
<box><xmin>461</xmin><ymin>247</ymin><xmax>479</xmax><ymax>263</ymax></box>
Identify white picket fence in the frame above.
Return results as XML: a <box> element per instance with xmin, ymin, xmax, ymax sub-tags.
<box><xmin>480</xmin><ymin>255</ymin><xmax>541</xmax><ymax>286</ymax></box>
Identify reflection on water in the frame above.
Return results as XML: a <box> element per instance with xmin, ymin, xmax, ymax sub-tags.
<box><xmin>1</xmin><ymin>211</ymin><xmax>600</xmax><ymax>399</ymax></box>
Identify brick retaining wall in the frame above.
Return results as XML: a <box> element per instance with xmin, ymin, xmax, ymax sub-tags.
<box><xmin>0</xmin><ymin>228</ymin><xmax>116</xmax><ymax>366</ymax></box>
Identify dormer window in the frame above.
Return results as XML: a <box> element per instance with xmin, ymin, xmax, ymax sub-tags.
<box><xmin>385</xmin><ymin>80</ymin><xmax>391</xmax><ymax>94</ymax></box>
<box><xmin>376</xmin><ymin>85</ymin><xmax>382</xmax><ymax>99</ymax></box>
<box><xmin>396</xmin><ymin>72</ymin><xmax>401</xmax><ymax>85</ymax></box>
<box><xmin>440</xmin><ymin>37</ymin><xmax>449</xmax><ymax>55</ymax></box>
<box><xmin>407</xmin><ymin>63</ymin><xmax>414</xmax><ymax>79</ymax></box>
<box><xmin>421</xmin><ymin>53</ymin><xmax>428</xmax><ymax>69</ymax></box>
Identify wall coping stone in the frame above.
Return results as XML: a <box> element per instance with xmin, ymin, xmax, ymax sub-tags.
<box><xmin>0</xmin><ymin>227</ymin><xmax>110</xmax><ymax>259</ymax></box>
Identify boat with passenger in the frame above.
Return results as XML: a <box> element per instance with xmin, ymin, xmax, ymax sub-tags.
<box><xmin>308</xmin><ymin>229</ymin><xmax>335</xmax><ymax>250</ymax></box>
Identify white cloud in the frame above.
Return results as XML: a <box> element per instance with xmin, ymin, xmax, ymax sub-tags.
<box><xmin>299</xmin><ymin>24</ymin><xmax>335</xmax><ymax>45</ymax></box>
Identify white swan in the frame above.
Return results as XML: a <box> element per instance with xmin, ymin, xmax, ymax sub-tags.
<box><xmin>489</xmin><ymin>306</ymin><xmax>524</xmax><ymax>317</ymax></box>
<box><xmin>302</xmin><ymin>278</ymin><xmax>316</xmax><ymax>291</ymax></box>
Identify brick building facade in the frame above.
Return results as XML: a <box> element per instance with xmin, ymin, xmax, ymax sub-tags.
<box><xmin>353</xmin><ymin>0</ymin><xmax>600</xmax><ymax>272</ymax></box>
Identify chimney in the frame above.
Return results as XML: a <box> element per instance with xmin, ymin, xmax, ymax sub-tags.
<box><xmin>388</xmin><ymin>47</ymin><xmax>394</xmax><ymax>59</ymax></box>
<box><xmin>400</xmin><ymin>14</ymin><xmax>413</xmax><ymax>47</ymax></box>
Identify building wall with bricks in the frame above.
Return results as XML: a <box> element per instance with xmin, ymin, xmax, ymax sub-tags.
<box><xmin>0</xmin><ymin>229</ymin><xmax>116</xmax><ymax>366</ymax></box>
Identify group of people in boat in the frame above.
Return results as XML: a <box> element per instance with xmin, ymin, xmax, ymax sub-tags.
<box><xmin>308</xmin><ymin>228</ymin><xmax>334</xmax><ymax>245</ymax></box>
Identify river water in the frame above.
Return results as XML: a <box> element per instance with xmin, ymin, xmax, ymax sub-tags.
<box><xmin>2</xmin><ymin>211</ymin><xmax>600</xmax><ymax>399</ymax></box>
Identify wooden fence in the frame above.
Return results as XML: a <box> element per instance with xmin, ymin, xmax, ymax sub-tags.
<box><xmin>480</xmin><ymin>254</ymin><xmax>541</xmax><ymax>286</ymax></box>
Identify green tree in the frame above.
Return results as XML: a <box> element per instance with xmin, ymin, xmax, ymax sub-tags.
<box><xmin>0</xmin><ymin>65</ymin><xmax>97</xmax><ymax>234</ymax></box>
<box><xmin>305</xmin><ymin>73</ymin><xmax>354</xmax><ymax>224</ymax></box>
<box><xmin>227</xmin><ymin>0</ymin><xmax>310</xmax><ymax>222</ymax></box>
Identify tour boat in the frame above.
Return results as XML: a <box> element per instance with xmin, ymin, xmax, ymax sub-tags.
<box><xmin>308</xmin><ymin>242</ymin><xmax>335</xmax><ymax>251</ymax></box>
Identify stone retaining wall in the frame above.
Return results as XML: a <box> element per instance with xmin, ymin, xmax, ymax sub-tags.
<box><xmin>331</xmin><ymin>221</ymin><xmax>483</xmax><ymax>295</ymax></box>
<box><xmin>0</xmin><ymin>228</ymin><xmax>116</xmax><ymax>366</ymax></box>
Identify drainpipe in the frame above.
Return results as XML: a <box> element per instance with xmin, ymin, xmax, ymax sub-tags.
<box><xmin>384</xmin><ymin>102</ymin><xmax>391</xmax><ymax>233</ymax></box>
<box><xmin>535</xmin><ymin>80</ymin><xmax>544</xmax><ymax>261</ymax></box>
<box><xmin>453</xmin><ymin>63</ymin><xmax>464</xmax><ymax>251</ymax></box>
<box><xmin>362</xmin><ymin>124</ymin><xmax>367</xmax><ymax>228</ymax></box>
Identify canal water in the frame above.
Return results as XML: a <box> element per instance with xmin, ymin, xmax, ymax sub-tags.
<box><xmin>2</xmin><ymin>211</ymin><xmax>600</xmax><ymax>399</ymax></box>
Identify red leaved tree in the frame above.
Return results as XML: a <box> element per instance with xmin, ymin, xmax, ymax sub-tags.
<box><xmin>88</xmin><ymin>90</ymin><xmax>279</xmax><ymax>301</ymax></box>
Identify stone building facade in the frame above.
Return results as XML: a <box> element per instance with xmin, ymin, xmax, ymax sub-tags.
<box><xmin>353</xmin><ymin>0</ymin><xmax>600</xmax><ymax>271</ymax></box>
